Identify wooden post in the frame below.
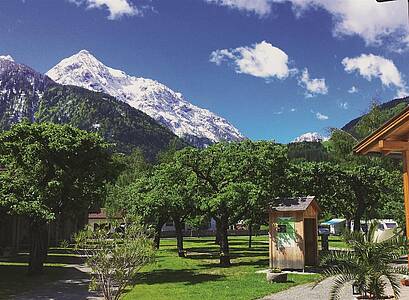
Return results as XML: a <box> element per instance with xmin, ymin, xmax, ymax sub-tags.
<box><xmin>402</xmin><ymin>151</ymin><xmax>409</xmax><ymax>266</ymax></box>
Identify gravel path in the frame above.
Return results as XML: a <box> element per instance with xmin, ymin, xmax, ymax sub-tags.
<box><xmin>13</xmin><ymin>265</ymin><xmax>102</xmax><ymax>300</ymax></box>
<box><xmin>261</xmin><ymin>277</ymin><xmax>409</xmax><ymax>300</ymax></box>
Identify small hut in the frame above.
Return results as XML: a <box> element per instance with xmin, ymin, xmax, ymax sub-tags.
<box><xmin>268</xmin><ymin>196</ymin><xmax>320</xmax><ymax>270</ymax></box>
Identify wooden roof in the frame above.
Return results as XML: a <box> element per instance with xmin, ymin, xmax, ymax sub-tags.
<box><xmin>354</xmin><ymin>105</ymin><xmax>409</xmax><ymax>155</ymax></box>
<box><xmin>269</xmin><ymin>196</ymin><xmax>319</xmax><ymax>212</ymax></box>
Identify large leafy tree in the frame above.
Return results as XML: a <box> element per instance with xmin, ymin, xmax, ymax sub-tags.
<box><xmin>148</xmin><ymin>161</ymin><xmax>199</xmax><ymax>256</ymax></box>
<box><xmin>0</xmin><ymin>122</ymin><xmax>113</xmax><ymax>274</ymax></box>
<box><xmin>177</xmin><ymin>141</ymin><xmax>289</xmax><ymax>266</ymax></box>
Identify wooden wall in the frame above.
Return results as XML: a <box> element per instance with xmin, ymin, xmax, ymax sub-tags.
<box><xmin>268</xmin><ymin>203</ymin><xmax>319</xmax><ymax>269</ymax></box>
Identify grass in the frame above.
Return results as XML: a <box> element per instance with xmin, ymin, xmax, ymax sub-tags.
<box><xmin>0</xmin><ymin>247</ymin><xmax>81</xmax><ymax>299</ymax></box>
<box><xmin>123</xmin><ymin>235</ymin><xmax>320</xmax><ymax>300</ymax></box>
<box><xmin>0</xmin><ymin>235</ymin><xmax>341</xmax><ymax>300</ymax></box>
<box><xmin>318</xmin><ymin>235</ymin><xmax>350</xmax><ymax>249</ymax></box>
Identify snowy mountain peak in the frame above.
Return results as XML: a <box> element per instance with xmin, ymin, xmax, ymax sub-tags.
<box><xmin>0</xmin><ymin>55</ymin><xmax>14</xmax><ymax>62</ymax></box>
<box><xmin>47</xmin><ymin>51</ymin><xmax>244</xmax><ymax>147</ymax></box>
<box><xmin>292</xmin><ymin>132</ymin><xmax>328</xmax><ymax>143</ymax></box>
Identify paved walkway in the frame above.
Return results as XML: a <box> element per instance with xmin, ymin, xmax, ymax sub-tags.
<box><xmin>13</xmin><ymin>265</ymin><xmax>102</xmax><ymax>300</ymax></box>
<box><xmin>261</xmin><ymin>277</ymin><xmax>409</xmax><ymax>300</ymax></box>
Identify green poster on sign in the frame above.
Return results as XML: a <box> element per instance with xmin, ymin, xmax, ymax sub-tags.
<box><xmin>277</xmin><ymin>217</ymin><xmax>296</xmax><ymax>248</ymax></box>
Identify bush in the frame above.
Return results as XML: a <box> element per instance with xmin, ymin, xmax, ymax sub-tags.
<box><xmin>75</xmin><ymin>218</ymin><xmax>155</xmax><ymax>300</ymax></box>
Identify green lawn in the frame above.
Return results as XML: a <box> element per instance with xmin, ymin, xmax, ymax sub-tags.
<box><xmin>123</xmin><ymin>236</ymin><xmax>320</xmax><ymax>300</ymax></box>
<box><xmin>0</xmin><ymin>247</ymin><xmax>81</xmax><ymax>299</ymax></box>
<box><xmin>318</xmin><ymin>235</ymin><xmax>350</xmax><ymax>249</ymax></box>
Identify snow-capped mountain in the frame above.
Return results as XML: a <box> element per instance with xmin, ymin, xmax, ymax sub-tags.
<box><xmin>0</xmin><ymin>56</ymin><xmax>181</xmax><ymax>158</ymax></box>
<box><xmin>292</xmin><ymin>132</ymin><xmax>328</xmax><ymax>143</ymax></box>
<box><xmin>47</xmin><ymin>50</ymin><xmax>244</xmax><ymax>147</ymax></box>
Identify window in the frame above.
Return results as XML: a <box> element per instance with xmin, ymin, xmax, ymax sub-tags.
<box><xmin>277</xmin><ymin>224</ymin><xmax>287</xmax><ymax>233</ymax></box>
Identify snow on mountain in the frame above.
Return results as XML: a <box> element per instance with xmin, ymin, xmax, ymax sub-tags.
<box><xmin>0</xmin><ymin>55</ymin><xmax>14</xmax><ymax>62</ymax></box>
<box><xmin>46</xmin><ymin>50</ymin><xmax>244</xmax><ymax>147</ymax></box>
<box><xmin>292</xmin><ymin>132</ymin><xmax>328</xmax><ymax>143</ymax></box>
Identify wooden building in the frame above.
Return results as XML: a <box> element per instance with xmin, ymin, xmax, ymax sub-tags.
<box><xmin>354</xmin><ymin>105</ymin><xmax>409</xmax><ymax>265</ymax></box>
<box><xmin>268</xmin><ymin>196</ymin><xmax>320</xmax><ymax>270</ymax></box>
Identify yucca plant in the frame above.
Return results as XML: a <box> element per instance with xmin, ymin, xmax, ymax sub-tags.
<box><xmin>317</xmin><ymin>223</ymin><xmax>407</xmax><ymax>300</ymax></box>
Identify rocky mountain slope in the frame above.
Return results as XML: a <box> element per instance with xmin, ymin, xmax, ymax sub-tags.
<box><xmin>47</xmin><ymin>50</ymin><xmax>244</xmax><ymax>147</ymax></box>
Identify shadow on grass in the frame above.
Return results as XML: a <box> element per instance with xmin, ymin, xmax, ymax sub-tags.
<box><xmin>0</xmin><ymin>253</ymin><xmax>83</xmax><ymax>265</ymax></box>
<box><xmin>197</xmin><ymin>258</ymin><xmax>269</xmax><ymax>269</ymax></box>
<box><xmin>0</xmin><ymin>264</ymin><xmax>91</xmax><ymax>299</ymax></box>
<box><xmin>135</xmin><ymin>268</ymin><xmax>225</xmax><ymax>286</ymax></box>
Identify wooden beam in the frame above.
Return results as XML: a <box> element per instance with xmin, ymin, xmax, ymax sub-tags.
<box><xmin>402</xmin><ymin>151</ymin><xmax>409</xmax><ymax>267</ymax></box>
<box><xmin>378</xmin><ymin>140</ymin><xmax>409</xmax><ymax>151</ymax></box>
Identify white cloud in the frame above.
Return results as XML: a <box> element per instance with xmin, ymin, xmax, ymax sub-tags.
<box><xmin>290</xmin><ymin>108</ymin><xmax>296</xmax><ymax>112</ymax></box>
<box><xmin>68</xmin><ymin>0</ymin><xmax>147</xmax><ymax>20</ymax></box>
<box><xmin>205</xmin><ymin>0</ymin><xmax>409</xmax><ymax>48</ymax></box>
<box><xmin>342</xmin><ymin>54</ymin><xmax>408</xmax><ymax>98</ymax></box>
<box><xmin>339</xmin><ymin>102</ymin><xmax>349</xmax><ymax>110</ymax></box>
<box><xmin>210</xmin><ymin>41</ymin><xmax>291</xmax><ymax>79</ymax></box>
<box><xmin>315</xmin><ymin>112</ymin><xmax>328</xmax><ymax>120</ymax></box>
<box><xmin>205</xmin><ymin>0</ymin><xmax>272</xmax><ymax>16</ymax></box>
<box><xmin>348</xmin><ymin>86</ymin><xmax>358</xmax><ymax>94</ymax></box>
<box><xmin>297</xmin><ymin>68</ymin><xmax>328</xmax><ymax>98</ymax></box>
<box><xmin>211</xmin><ymin>42</ymin><xmax>328</xmax><ymax>97</ymax></box>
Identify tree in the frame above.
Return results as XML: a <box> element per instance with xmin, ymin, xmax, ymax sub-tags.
<box><xmin>0</xmin><ymin>122</ymin><xmax>112</xmax><ymax>274</ymax></box>
<box><xmin>318</xmin><ymin>223</ymin><xmax>407</xmax><ymax>300</ymax></box>
<box><xmin>288</xmin><ymin>161</ymin><xmax>397</xmax><ymax>230</ymax></box>
<box><xmin>177</xmin><ymin>141</ymin><xmax>289</xmax><ymax>266</ymax></box>
<box><xmin>75</xmin><ymin>218</ymin><xmax>155</xmax><ymax>300</ymax></box>
<box><xmin>148</xmin><ymin>161</ymin><xmax>199</xmax><ymax>257</ymax></box>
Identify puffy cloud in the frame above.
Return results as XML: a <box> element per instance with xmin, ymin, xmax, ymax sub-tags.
<box><xmin>211</xmin><ymin>41</ymin><xmax>328</xmax><ymax>97</ymax></box>
<box><xmin>348</xmin><ymin>86</ymin><xmax>358</xmax><ymax>94</ymax></box>
<box><xmin>342</xmin><ymin>54</ymin><xmax>408</xmax><ymax>97</ymax></box>
<box><xmin>68</xmin><ymin>0</ymin><xmax>148</xmax><ymax>20</ymax></box>
<box><xmin>205</xmin><ymin>0</ymin><xmax>409</xmax><ymax>48</ymax></box>
<box><xmin>210</xmin><ymin>41</ymin><xmax>291</xmax><ymax>79</ymax></box>
<box><xmin>297</xmin><ymin>68</ymin><xmax>328</xmax><ymax>98</ymax></box>
<box><xmin>315</xmin><ymin>112</ymin><xmax>328</xmax><ymax>120</ymax></box>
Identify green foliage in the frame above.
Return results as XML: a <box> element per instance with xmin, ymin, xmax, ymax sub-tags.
<box><xmin>288</xmin><ymin>141</ymin><xmax>329</xmax><ymax>162</ymax></box>
<box><xmin>326</xmin><ymin>129</ymin><xmax>357</xmax><ymax>162</ymax></box>
<box><xmin>288</xmin><ymin>161</ymin><xmax>401</xmax><ymax>225</ymax></box>
<box><xmin>75</xmin><ymin>218</ymin><xmax>155</xmax><ymax>300</ymax></box>
<box><xmin>175</xmin><ymin>141</ymin><xmax>289</xmax><ymax>265</ymax></box>
<box><xmin>319</xmin><ymin>223</ymin><xmax>407</xmax><ymax>300</ymax></box>
<box><xmin>345</xmin><ymin>101</ymin><xmax>408</xmax><ymax>140</ymax></box>
<box><xmin>0</xmin><ymin>121</ymin><xmax>112</xmax><ymax>221</ymax></box>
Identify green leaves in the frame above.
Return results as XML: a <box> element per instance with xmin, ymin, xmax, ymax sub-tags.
<box><xmin>319</xmin><ymin>223</ymin><xmax>407</xmax><ymax>299</ymax></box>
<box><xmin>0</xmin><ymin>122</ymin><xmax>113</xmax><ymax>222</ymax></box>
<box><xmin>75</xmin><ymin>218</ymin><xmax>155</xmax><ymax>300</ymax></box>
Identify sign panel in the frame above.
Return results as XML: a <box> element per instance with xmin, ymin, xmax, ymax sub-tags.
<box><xmin>277</xmin><ymin>217</ymin><xmax>296</xmax><ymax>248</ymax></box>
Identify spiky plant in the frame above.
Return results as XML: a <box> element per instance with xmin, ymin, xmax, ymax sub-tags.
<box><xmin>317</xmin><ymin>223</ymin><xmax>407</xmax><ymax>300</ymax></box>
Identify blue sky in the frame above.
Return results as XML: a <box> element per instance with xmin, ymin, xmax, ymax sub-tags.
<box><xmin>1</xmin><ymin>0</ymin><xmax>409</xmax><ymax>142</ymax></box>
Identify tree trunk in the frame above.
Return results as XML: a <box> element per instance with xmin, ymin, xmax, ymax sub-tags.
<box><xmin>353</xmin><ymin>197</ymin><xmax>366</xmax><ymax>232</ymax></box>
<box><xmin>154</xmin><ymin>218</ymin><xmax>165</xmax><ymax>249</ymax></box>
<box><xmin>173</xmin><ymin>218</ymin><xmax>185</xmax><ymax>257</ymax></box>
<box><xmin>219</xmin><ymin>213</ymin><xmax>230</xmax><ymax>267</ymax></box>
<box><xmin>215</xmin><ymin>218</ymin><xmax>221</xmax><ymax>245</ymax></box>
<box><xmin>248</xmin><ymin>223</ymin><xmax>253</xmax><ymax>249</ymax></box>
<box><xmin>28</xmin><ymin>220</ymin><xmax>49</xmax><ymax>275</ymax></box>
